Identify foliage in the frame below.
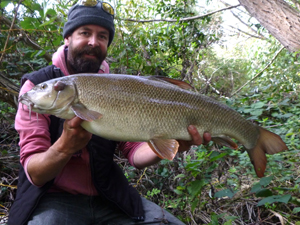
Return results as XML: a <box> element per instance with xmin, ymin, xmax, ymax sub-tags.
<box><xmin>1</xmin><ymin>0</ymin><xmax>300</xmax><ymax>224</ymax></box>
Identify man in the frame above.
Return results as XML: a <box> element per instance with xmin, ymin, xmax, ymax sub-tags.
<box><xmin>8</xmin><ymin>1</ymin><xmax>211</xmax><ymax>224</ymax></box>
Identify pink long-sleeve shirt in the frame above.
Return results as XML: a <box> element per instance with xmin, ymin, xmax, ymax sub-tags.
<box><xmin>15</xmin><ymin>45</ymin><xmax>144</xmax><ymax>195</ymax></box>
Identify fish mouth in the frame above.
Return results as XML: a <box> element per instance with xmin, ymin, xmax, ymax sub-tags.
<box><xmin>18</xmin><ymin>93</ymin><xmax>57</xmax><ymax>113</ymax></box>
<box><xmin>19</xmin><ymin>95</ymin><xmax>33</xmax><ymax>108</ymax></box>
<box><xmin>18</xmin><ymin>95</ymin><xmax>35</xmax><ymax>119</ymax></box>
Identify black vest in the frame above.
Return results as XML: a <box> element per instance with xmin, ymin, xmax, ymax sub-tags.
<box><xmin>8</xmin><ymin>65</ymin><xmax>144</xmax><ymax>225</ymax></box>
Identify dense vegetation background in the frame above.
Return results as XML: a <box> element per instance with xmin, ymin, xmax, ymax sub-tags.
<box><xmin>1</xmin><ymin>0</ymin><xmax>300</xmax><ymax>224</ymax></box>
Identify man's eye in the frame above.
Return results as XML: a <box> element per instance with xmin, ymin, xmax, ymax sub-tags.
<box><xmin>99</xmin><ymin>35</ymin><xmax>108</xmax><ymax>40</ymax></box>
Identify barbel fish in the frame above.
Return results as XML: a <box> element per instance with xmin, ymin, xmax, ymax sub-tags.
<box><xmin>19</xmin><ymin>74</ymin><xmax>288</xmax><ymax>177</ymax></box>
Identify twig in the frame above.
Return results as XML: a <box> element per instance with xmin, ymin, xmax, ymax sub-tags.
<box><xmin>231</xmin><ymin>46</ymin><xmax>285</xmax><ymax>96</ymax></box>
<box><xmin>133</xmin><ymin>167</ymin><xmax>147</xmax><ymax>187</ymax></box>
<box><xmin>0</xmin><ymin>183</ymin><xmax>17</xmax><ymax>190</ymax></box>
<box><xmin>121</xmin><ymin>4</ymin><xmax>240</xmax><ymax>23</ymax></box>
<box><xmin>228</xmin><ymin>25</ymin><xmax>265</xmax><ymax>40</ymax></box>
<box><xmin>0</xmin><ymin>0</ymin><xmax>23</xmax><ymax>65</ymax></box>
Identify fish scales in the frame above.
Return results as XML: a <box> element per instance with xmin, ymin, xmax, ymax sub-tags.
<box><xmin>72</xmin><ymin>75</ymin><xmax>259</xmax><ymax>147</ymax></box>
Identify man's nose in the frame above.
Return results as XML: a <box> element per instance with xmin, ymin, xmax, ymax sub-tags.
<box><xmin>88</xmin><ymin>35</ymin><xmax>99</xmax><ymax>47</ymax></box>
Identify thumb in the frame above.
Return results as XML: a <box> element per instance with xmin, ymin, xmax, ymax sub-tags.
<box><xmin>67</xmin><ymin>116</ymin><xmax>84</xmax><ymax>128</ymax></box>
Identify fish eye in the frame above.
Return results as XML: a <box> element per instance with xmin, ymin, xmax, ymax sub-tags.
<box><xmin>40</xmin><ymin>83</ymin><xmax>47</xmax><ymax>89</ymax></box>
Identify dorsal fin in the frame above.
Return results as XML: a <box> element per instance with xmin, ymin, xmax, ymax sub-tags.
<box><xmin>150</xmin><ymin>76</ymin><xmax>193</xmax><ymax>90</ymax></box>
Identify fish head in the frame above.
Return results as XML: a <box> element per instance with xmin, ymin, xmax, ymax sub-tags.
<box><xmin>19</xmin><ymin>78</ymin><xmax>77</xmax><ymax>118</ymax></box>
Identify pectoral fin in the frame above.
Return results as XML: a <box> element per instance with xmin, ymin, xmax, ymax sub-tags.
<box><xmin>71</xmin><ymin>104</ymin><xmax>102</xmax><ymax>121</ymax></box>
<box><xmin>148</xmin><ymin>139</ymin><xmax>179</xmax><ymax>160</ymax></box>
<box><xmin>211</xmin><ymin>135</ymin><xmax>238</xmax><ymax>149</ymax></box>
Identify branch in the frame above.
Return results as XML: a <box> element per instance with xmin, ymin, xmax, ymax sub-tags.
<box><xmin>0</xmin><ymin>0</ymin><xmax>23</xmax><ymax>65</ymax></box>
<box><xmin>0</xmin><ymin>72</ymin><xmax>20</xmax><ymax>108</ymax></box>
<box><xmin>0</xmin><ymin>16</ymin><xmax>52</xmax><ymax>62</ymax></box>
<box><xmin>220</xmin><ymin>0</ymin><xmax>267</xmax><ymax>40</ymax></box>
<box><xmin>231</xmin><ymin>46</ymin><xmax>285</xmax><ymax>96</ymax></box>
<box><xmin>228</xmin><ymin>25</ymin><xmax>266</xmax><ymax>40</ymax></box>
<box><xmin>121</xmin><ymin>4</ymin><xmax>240</xmax><ymax>23</ymax></box>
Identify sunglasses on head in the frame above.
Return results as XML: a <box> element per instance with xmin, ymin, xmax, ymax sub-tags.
<box><xmin>78</xmin><ymin>0</ymin><xmax>114</xmax><ymax>17</ymax></box>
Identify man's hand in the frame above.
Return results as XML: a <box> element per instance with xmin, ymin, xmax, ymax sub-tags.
<box><xmin>178</xmin><ymin>125</ymin><xmax>211</xmax><ymax>152</ymax></box>
<box><xmin>57</xmin><ymin>117</ymin><xmax>92</xmax><ymax>156</ymax></box>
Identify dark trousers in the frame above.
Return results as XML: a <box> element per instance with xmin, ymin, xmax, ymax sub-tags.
<box><xmin>27</xmin><ymin>193</ymin><xmax>186</xmax><ymax>225</ymax></box>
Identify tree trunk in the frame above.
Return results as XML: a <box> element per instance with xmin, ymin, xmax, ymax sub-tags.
<box><xmin>238</xmin><ymin>0</ymin><xmax>300</xmax><ymax>52</ymax></box>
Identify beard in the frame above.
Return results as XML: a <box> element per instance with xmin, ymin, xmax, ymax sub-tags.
<box><xmin>67</xmin><ymin>44</ymin><xmax>107</xmax><ymax>73</ymax></box>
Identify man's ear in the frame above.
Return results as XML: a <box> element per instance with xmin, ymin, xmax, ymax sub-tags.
<box><xmin>64</xmin><ymin>36</ymin><xmax>71</xmax><ymax>46</ymax></box>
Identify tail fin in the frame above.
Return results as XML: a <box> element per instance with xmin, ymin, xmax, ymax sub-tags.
<box><xmin>247</xmin><ymin>127</ymin><xmax>288</xmax><ymax>177</ymax></box>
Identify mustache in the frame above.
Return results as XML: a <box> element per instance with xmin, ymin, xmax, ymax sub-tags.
<box><xmin>78</xmin><ymin>46</ymin><xmax>102</xmax><ymax>58</ymax></box>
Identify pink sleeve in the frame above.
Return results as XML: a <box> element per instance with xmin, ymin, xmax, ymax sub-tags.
<box><xmin>99</xmin><ymin>60</ymin><xmax>110</xmax><ymax>73</ymax></box>
<box><xmin>15</xmin><ymin>80</ymin><xmax>51</xmax><ymax>184</ymax></box>
<box><xmin>118</xmin><ymin>142</ymin><xmax>145</xmax><ymax>167</ymax></box>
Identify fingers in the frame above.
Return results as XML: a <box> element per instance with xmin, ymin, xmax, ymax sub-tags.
<box><xmin>177</xmin><ymin>125</ymin><xmax>212</xmax><ymax>152</ymax></box>
<box><xmin>66</xmin><ymin>116</ymin><xmax>84</xmax><ymax>128</ymax></box>
<box><xmin>187</xmin><ymin>125</ymin><xmax>203</xmax><ymax>146</ymax></box>
<box><xmin>60</xmin><ymin>117</ymin><xmax>92</xmax><ymax>154</ymax></box>
<box><xmin>203</xmin><ymin>132</ymin><xmax>212</xmax><ymax>145</ymax></box>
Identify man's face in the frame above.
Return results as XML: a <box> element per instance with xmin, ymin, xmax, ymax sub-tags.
<box><xmin>65</xmin><ymin>25</ymin><xmax>110</xmax><ymax>74</ymax></box>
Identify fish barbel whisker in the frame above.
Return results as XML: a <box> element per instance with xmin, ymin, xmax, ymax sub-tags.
<box><xmin>28</xmin><ymin>103</ymin><xmax>32</xmax><ymax>121</ymax></box>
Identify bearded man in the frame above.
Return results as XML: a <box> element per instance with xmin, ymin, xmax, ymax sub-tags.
<box><xmin>8</xmin><ymin>1</ymin><xmax>211</xmax><ymax>224</ymax></box>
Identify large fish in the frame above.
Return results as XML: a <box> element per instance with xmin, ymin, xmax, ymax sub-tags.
<box><xmin>19</xmin><ymin>74</ymin><xmax>288</xmax><ymax>177</ymax></box>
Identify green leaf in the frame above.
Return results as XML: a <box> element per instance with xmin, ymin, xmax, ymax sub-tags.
<box><xmin>250</xmin><ymin>109</ymin><xmax>263</xmax><ymax>116</ymax></box>
<box><xmin>20</xmin><ymin>18</ymin><xmax>38</xmax><ymax>29</ymax></box>
<box><xmin>191</xmin><ymin>199</ymin><xmax>199</xmax><ymax>212</ymax></box>
<box><xmin>259</xmin><ymin>176</ymin><xmax>273</xmax><ymax>187</ymax></box>
<box><xmin>257</xmin><ymin>194</ymin><xmax>291</xmax><ymax>206</ymax></box>
<box><xmin>40</xmin><ymin>16</ymin><xmax>58</xmax><ymax>27</ymax></box>
<box><xmin>293</xmin><ymin>207</ymin><xmax>300</xmax><ymax>214</ymax></box>
<box><xmin>214</xmin><ymin>189</ymin><xmax>235</xmax><ymax>199</ymax></box>
<box><xmin>173</xmin><ymin>189</ymin><xmax>183</xmax><ymax>195</ymax></box>
<box><xmin>187</xmin><ymin>179</ymin><xmax>206</xmax><ymax>198</ymax></box>
<box><xmin>1</xmin><ymin>1</ymin><xmax>10</xmax><ymax>8</ymax></box>
<box><xmin>46</xmin><ymin>8</ymin><xmax>57</xmax><ymax>16</ymax></box>
<box><xmin>31</xmin><ymin>3</ymin><xmax>41</xmax><ymax>11</ymax></box>
<box><xmin>174</xmin><ymin>174</ymin><xmax>185</xmax><ymax>180</ymax></box>
<box><xmin>210</xmin><ymin>152</ymin><xmax>227</xmax><ymax>162</ymax></box>
<box><xmin>278</xmin><ymin>98</ymin><xmax>290</xmax><ymax>106</ymax></box>
<box><xmin>251</xmin><ymin>102</ymin><xmax>265</xmax><ymax>109</ymax></box>
<box><xmin>255</xmin><ymin>189</ymin><xmax>273</xmax><ymax>197</ymax></box>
